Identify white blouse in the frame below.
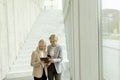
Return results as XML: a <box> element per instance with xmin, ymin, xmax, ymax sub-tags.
<box><xmin>39</xmin><ymin>51</ymin><xmax>44</xmax><ymax>57</ymax></box>
<box><xmin>50</xmin><ymin>47</ymin><xmax>56</xmax><ymax>57</ymax></box>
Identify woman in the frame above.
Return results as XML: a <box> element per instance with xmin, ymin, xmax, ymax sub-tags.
<box><xmin>47</xmin><ymin>34</ymin><xmax>63</xmax><ymax>80</ymax></box>
<box><xmin>31</xmin><ymin>39</ymin><xmax>48</xmax><ymax>80</ymax></box>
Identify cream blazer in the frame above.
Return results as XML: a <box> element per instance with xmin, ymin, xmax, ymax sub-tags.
<box><xmin>31</xmin><ymin>50</ymin><xmax>48</xmax><ymax>78</ymax></box>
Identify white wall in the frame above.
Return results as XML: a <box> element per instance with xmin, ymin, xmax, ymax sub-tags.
<box><xmin>62</xmin><ymin>0</ymin><xmax>99</xmax><ymax>80</ymax></box>
<box><xmin>0</xmin><ymin>0</ymin><xmax>44</xmax><ymax>79</ymax></box>
<box><xmin>43</xmin><ymin>0</ymin><xmax>62</xmax><ymax>10</ymax></box>
<box><xmin>0</xmin><ymin>0</ymin><xmax>9</xmax><ymax>79</ymax></box>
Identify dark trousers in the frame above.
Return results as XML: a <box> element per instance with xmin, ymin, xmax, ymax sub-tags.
<box><xmin>48</xmin><ymin>63</ymin><xmax>61</xmax><ymax>80</ymax></box>
<box><xmin>34</xmin><ymin>68</ymin><xmax>47</xmax><ymax>80</ymax></box>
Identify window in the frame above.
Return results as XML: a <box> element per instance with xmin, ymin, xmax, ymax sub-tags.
<box><xmin>101</xmin><ymin>0</ymin><xmax>120</xmax><ymax>80</ymax></box>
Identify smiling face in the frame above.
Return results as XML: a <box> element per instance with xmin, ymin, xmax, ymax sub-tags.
<box><xmin>50</xmin><ymin>39</ymin><xmax>57</xmax><ymax>47</ymax></box>
<box><xmin>39</xmin><ymin>45</ymin><xmax>45</xmax><ymax>50</ymax></box>
<box><xmin>38</xmin><ymin>40</ymin><xmax>46</xmax><ymax>51</ymax></box>
<box><xmin>49</xmin><ymin>34</ymin><xmax>58</xmax><ymax>47</ymax></box>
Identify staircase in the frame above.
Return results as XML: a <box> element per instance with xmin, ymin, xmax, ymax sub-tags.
<box><xmin>6</xmin><ymin>9</ymin><xmax>69</xmax><ymax>80</ymax></box>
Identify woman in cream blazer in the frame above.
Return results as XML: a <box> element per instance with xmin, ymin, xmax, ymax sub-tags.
<box><xmin>31</xmin><ymin>39</ymin><xmax>48</xmax><ymax>80</ymax></box>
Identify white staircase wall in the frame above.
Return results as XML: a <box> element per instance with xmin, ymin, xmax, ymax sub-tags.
<box><xmin>0</xmin><ymin>0</ymin><xmax>45</xmax><ymax>80</ymax></box>
<box><xmin>6</xmin><ymin>10</ymin><xmax>69</xmax><ymax>80</ymax></box>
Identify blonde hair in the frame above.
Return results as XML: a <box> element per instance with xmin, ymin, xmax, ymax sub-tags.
<box><xmin>36</xmin><ymin>39</ymin><xmax>46</xmax><ymax>52</ymax></box>
<box><xmin>49</xmin><ymin>34</ymin><xmax>58</xmax><ymax>41</ymax></box>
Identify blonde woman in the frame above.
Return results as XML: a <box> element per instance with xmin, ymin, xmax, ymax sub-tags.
<box><xmin>47</xmin><ymin>34</ymin><xmax>63</xmax><ymax>80</ymax></box>
<box><xmin>31</xmin><ymin>39</ymin><xmax>48</xmax><ymax>80</ymax></box>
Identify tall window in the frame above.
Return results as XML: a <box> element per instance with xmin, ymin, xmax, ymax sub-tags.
<box><xmin>101</xmin><ymin>0</ymin><xmax>120</xmax><ymax>80</ymax></box>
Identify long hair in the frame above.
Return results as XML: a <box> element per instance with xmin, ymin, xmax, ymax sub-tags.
<box><xmin>36</xmin><ymin>39</ymin><xmax>46</xmax><ymax>52</ymax></box>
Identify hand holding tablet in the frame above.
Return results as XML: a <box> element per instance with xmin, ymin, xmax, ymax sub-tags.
<box><xmin>40</xmin><ymin>57</ymin><xmax>49</xmax><ymax>63</ymax></box>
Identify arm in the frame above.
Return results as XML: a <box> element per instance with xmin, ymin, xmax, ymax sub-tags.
<box><xmin>31</xmin><ymin>51</ymin><xmax>41</xmax><ymax>67</ymax></box>
<box><xmin>52</xmin><ymin>46</ymin><xmax>63</xmax><ymax>63</ymax></box>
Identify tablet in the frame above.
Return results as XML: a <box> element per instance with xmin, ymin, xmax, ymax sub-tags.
<box><xmin>40</xmin><ymin>57</ymin><xmax>49</xmax><ymax>63</ymax></box>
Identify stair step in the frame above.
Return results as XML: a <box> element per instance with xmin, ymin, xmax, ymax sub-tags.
<box><xmin>10</xmin><ymin>64</ymin><xmax>32</xmax><ymax>72</ymax></box>
<box><xmin>7</xmin><ymin>10</ymin><xmax>68</xmax><ymax>79</ymax></box>
<box><xmin>7</xmin><ymin>70</ymin><xmax>32</xmax><ymax>79</ymax></box>
<box><xmin>7</xmin><ymin>76</ymin><xmax>33</xmax><ymax>80</ymax></box>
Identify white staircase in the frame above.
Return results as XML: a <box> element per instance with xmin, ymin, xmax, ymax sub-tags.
<box><xmin>6</xmin><ymin>9</ymin><xmax>69</xmax><ymax>80</ymax></box>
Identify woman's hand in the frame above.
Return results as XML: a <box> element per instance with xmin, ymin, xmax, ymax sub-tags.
<box><xmin>49</xmin><ymin>58</ymin><xmax>54</xmax><ymax>63</ymax></box>
<box><xmin>46</xmin><ymin>57</ymin><xmax>54</xmax><ymax>66</ymax></box>
<box><xmin>47</xmin><ymin>62</ymin><xmax>51</xmax><ymax>66</ymax></box>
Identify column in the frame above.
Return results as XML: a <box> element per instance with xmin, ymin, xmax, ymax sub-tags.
<box><xmin>0</xmin><ymin>0</ymin><xmax>45</xmax><ymax>79</ymax></box>
<box><xmin>7</xmin><ymin>0</ymin><xmax>16</xmax><ymax>67</ymax></box>
<box><xmin>0</xmin><ymin>0</ymin><xmax>9</xmax><ymax>79</ymax></box>
<box><xmin>62</xmin><ymin>0</ymin><xmax>99</xmax><ymax>80</ymax></box>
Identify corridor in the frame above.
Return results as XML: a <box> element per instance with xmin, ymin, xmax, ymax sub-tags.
<box><xmin>5</xmin><ymin>9</ymin><xmax>70</xmax><ymax>80</ymax></box>
<box><xmin>2</xmin><ymin>0</ymin><xmax>119</xmax><ymax>80</ymax></box>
